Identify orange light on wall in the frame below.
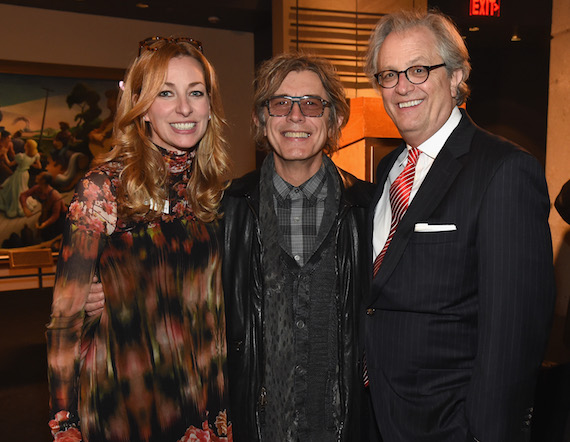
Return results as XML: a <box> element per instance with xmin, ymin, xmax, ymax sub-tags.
<box><xmin>470</xmin><ymin>0</ymin><xmax>501</xmax><ymax>17</ymax></box>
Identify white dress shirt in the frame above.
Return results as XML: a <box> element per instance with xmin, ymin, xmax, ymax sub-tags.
<box><xmin>372</xmin><ymin>106</ymin><xmax>462</xmax><ymax>262</ymax></box>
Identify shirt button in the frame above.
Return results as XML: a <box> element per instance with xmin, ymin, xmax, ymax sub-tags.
<box><xmin>295</xmin><ymin>365</ymin><xmax>304</xmax><ymax>374</ymax></box>
<box><xmin>296</xmin><ymin>320</ymin><xmax>305</xmax><ymax>329</ymax></box>
<box><xmin>294</xmin><ymin>216</ymin><xmax>300</xmax><ymax>222</ymax></box>
<box><xmin>294</xmin><ymin>255</ymin><xmax>301</xmax><ymax>261</ymax></box>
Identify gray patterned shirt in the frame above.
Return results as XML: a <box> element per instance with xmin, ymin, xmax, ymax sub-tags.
<box><xmin>272</xmin><ymin>164</ymin><xmax>327</xmax><ymax>266</ymax></box>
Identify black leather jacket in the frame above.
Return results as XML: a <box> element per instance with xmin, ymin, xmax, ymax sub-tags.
<box><xmin>221</xmin><ymin>163</ymin><xmax>376</xmax><ymax>442</ymax></box>
<box><xmin>555</xmin><ymin>179</ymin><xmax>570</xmax><ymax>224</ymax></box>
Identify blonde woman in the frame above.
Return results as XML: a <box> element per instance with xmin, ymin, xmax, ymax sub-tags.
<box><xmin>47</xmin><ymin>37</ymin><xmax>232</xmax><ymax>442</ymax></box>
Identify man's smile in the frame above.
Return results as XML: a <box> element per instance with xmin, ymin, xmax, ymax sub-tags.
<box><xmin>398</xmin><ymin>99</ymin><xmax>423</xmax><ymax>109</ymax></box>
<box><xmin>283</xmin><ymin>131</ymin><xmax>311</xmax><ymax>138</ymax></box>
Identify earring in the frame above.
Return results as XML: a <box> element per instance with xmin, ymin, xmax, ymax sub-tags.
<box><xmin>208</xmin><ymin>114</ymin><xmax>211</xmax><ymax>121</ymax></box>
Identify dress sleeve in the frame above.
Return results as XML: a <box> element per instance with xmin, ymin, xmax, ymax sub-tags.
<box><xmin>46</xmin><ymin>169</ymin><xmax>117</xmax><ymax>435</ymax></box>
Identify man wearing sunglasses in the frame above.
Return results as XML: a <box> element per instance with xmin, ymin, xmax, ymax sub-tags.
<box><xmin>84</xmin><ymin>51</ymin><xmax>377</xmax><ymax>441</ymax></box>
<box><xmin>363</xmin><ymin>9</ymin><xmax>555</xmax><ymax>442</ymax></box>
<box><xmin>221</xmin><ymin>52</ymin><xmax>377</xmax><ymax>441</ymax></box>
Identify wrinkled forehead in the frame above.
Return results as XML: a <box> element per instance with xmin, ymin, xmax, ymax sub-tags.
<box><xmin>378</xmin><ymin>26</ymin><xmax>440</xmax><ymax>68</ymax></box>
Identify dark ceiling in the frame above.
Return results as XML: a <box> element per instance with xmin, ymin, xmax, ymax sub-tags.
<box><xmin>0</xmin><ymin>0</ymin><xmax>272</xmax><ymax>33</ymax></box>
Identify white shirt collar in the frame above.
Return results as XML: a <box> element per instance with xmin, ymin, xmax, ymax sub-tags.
<box><xmin>408</xmin><ymin>106</ymin><xmax>462</xmax><ymax>159</ymax></box>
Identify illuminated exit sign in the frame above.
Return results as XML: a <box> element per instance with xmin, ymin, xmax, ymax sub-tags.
<box><xmin>470</xmin><ymin>0</ymin><xmax>501</xmax><ymax>16</ymax></box>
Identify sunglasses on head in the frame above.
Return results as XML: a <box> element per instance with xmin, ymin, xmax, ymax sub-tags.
<box><xmin>138</xmin><ymin>36</ymin><xmax>204</xmax><ymax>56</ymax></box>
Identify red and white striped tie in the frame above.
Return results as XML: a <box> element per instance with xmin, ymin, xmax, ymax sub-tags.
<box><xmin>363</xmin><ymin>147</ymin><xmax>420</xmax><ymax>388</ymax></box>
<box><xmin>373</xmin><ymin>146</ymin><xmax>421</xmax><ymax>277</ymax></box>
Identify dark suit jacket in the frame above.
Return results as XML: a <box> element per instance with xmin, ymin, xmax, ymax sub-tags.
<box><xmin>365</xmin><ymin>109</ymin><xmax>555</xmax><ymax>442</ymax></box>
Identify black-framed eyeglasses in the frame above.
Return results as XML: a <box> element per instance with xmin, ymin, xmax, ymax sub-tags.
<box><xmin>373</xmin><ymin>63</ymin><xmax>446</xmax><ymax>88</ymax></box>
<box><xmin>265</xmin><ymin>95</ymin><xmax>330</xmax><ymax>118</ymax></box>
<box><xmin>138</xmin><ymin>36</ymin><xmax>204</xmax><ymax>56</ymax></box>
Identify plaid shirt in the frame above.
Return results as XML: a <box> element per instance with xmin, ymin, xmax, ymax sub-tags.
<box><xmin>272</xmin><ymin>164</ymin><xmax>327</xmax><ymax>266</ymax></box>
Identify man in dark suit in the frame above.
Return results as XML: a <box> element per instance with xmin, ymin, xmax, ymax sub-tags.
<box><xmin>362</xmin><ymin>9</ymin><xmax>556</xmax><ymax>441</ymax></box>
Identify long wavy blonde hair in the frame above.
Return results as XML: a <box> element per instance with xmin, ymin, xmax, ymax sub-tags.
<box><xmin>99</xmin><ymin>38</ymin><xmax>230</xmax><ymax>223</ymax></box>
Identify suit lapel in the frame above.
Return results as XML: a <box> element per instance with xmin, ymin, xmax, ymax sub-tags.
<box><xmin>369</xmin><ymin>110</ymin><xmax>477</xmax><ymax>302</ymax></box>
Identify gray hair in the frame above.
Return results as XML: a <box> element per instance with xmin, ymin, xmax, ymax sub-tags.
<box><xmin>364</xmin><ymin>9</ymin><xmax>471</xmax><ymax>105</ymax></box>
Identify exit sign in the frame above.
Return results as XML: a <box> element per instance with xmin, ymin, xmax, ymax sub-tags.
<box><xmin>470</xmin><ymin>0</ymin><xmax>501</xmax><ymax>16</ymax></box>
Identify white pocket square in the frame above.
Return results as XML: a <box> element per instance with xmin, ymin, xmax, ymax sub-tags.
<box><xmin>414</xmin><ymin>223</ymin><xmax>457</xmax><ymax>232</ymax></box>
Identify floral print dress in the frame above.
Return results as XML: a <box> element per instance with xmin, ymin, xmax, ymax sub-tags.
<box><xmin>47</xmin><ymin>146</ymin><xmax>231</xmax><ymax>442</ymax></box>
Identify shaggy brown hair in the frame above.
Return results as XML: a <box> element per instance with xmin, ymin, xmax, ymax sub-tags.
<box><xmin>252</xmin><ymin>52</ymin><xmax>350</xmax><ymax>156</ymax></box>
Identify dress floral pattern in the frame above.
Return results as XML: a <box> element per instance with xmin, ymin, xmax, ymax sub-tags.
<box><xmin>47</xmin><ymin>146</ymin><xmax>231</xmax><ymax>442</ymax></box>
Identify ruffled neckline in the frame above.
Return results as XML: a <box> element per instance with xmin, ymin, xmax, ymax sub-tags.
<box><xmin>154</xmin><ymin>143</ymin><xmax>196</xmax><ymax>175</ymax></box>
